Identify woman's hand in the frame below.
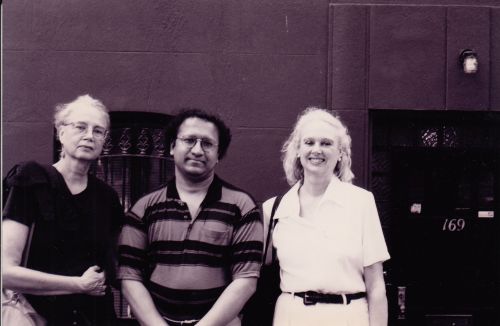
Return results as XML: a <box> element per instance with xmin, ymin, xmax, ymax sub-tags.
<box><xmin>3</xmin><ymin>220</ymin><xmax>109</xmax><ymax>296</ymax></box>
<box><xmin>78</xmin><ymin>265</ymin><xmax>107</xmax><ymax>296</ymax></box>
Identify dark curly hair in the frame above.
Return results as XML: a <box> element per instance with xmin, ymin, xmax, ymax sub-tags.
<box><xmin>166</xmin><ymin>108</ymin><xmax>232</xmax><ymax>159</ymax></box>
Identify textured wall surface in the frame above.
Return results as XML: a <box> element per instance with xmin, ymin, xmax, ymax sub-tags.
<box><xmin>3</xmin><ymin>0</ymin><xmax>499</xmax><ymax>202</ymax></box>
<box><xmin>327</xmin><ymin>1</ymin><xmax>499</xmax><ymax>193</ymax></box>
<box><xmin>330</xmin><ymin>2</ymin><xmax>499</xmax><ymax>112</ymax></box>
<box><xmin>3</xmin><ymin>0</ymin><xmax>329</xmax><ymax>202</ymax></box>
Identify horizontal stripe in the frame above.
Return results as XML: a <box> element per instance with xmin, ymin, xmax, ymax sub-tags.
<box><xmin>148</xmin><ymin>209</ymin><xmax>190</xmax><ymax>223</ymax></box>
<box><xmin>203</xmin><ymin>207</ymin><xmax>236</xmax><ymax>216</ymax></box>
<box><xmin>208</xmin><ymin>201</ymin><xmax>240</xmax><ymax>213</ymax></box>
<box><xmin>150</xmin><ymin>264</ymin><xmax>227</xmax><ymax>290</ymax></box>
<box><xmin>119</xmin><ymin>256</ymin><xmax>146</xmax><ymax>270</ymax></box>
<box><xmin>144</xmin><ymin>200</ymin><xmax>170</xmax><ymax>216</ymax></box>
<box><xmin>231</xmin><ymin>252</ymin><xmax>262</xmax><ymax>264</ymax></box>
<box><xmin>119</xmin><ymin>245</ymin><xmax>147</xmax><ymax>259</ymax></box>
<box><xmin>124</xmin><ymin>213</ymin><xmax>146</xmax><ymax>231</ymax></box>
<box><xmin>149</xmin><ymin>281</ymin><xmax>225</xmax><ymax>303</ymax></box>
<box><xmin>150</xmin><ymin>240</ymin><xmax>229</xmax><ymax>255</ymax></box>
<box><xmin>148</xmin><ymin>209</ymin><xmax>240</xmax><ymax>226</ymax></box>
<box><xmin>234</xmin><ymin>210</ymin><xmax>261</xmax><ymax>230</ymax></box>
<box><xmin>197</xmin><ymin>210</ymin><xmax>239</xmax><ymax>225</ymax></box>
<box><xmin>154</xmin><ymin>253</ymin><xmax>226</xmax><ymax>267</ymax></box>
<box><xmin>232</xmin><ymin>241</ymin><xmax>263</xmax><ymax>253</ymax></box>
<box><xmin>118</xmin><ymin>176</ymin><xmax>262</xmax><ymax>321</ymax></box>
<box><xmin>144</xmin><ymin>200</ymin><xmax>185</xmax><ymax>221</ymax></box>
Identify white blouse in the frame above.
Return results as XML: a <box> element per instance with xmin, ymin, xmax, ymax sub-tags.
<box><xmin>263</xmin><ymin>177</ymin><xmax>390</xmax><ymax>294</ymax></box>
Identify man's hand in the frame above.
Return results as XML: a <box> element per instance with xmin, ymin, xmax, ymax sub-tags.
<box><xmin>197</xmin><ymin>277</ymin><xmax>257</xmax><ymax>326</ymax></box>
<box><xmin>122</xmin><ymin>279</ymin><xmax>168</xmax><ymax>326</ymax></box>
<box><xmin>78</xmin><ymin>265</ymin><xmax>107</xmax><ymax>296</ymax></box>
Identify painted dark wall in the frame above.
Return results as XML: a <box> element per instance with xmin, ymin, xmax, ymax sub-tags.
<box><xmin>328</xmin><ymin>1</ymin><xmax>500</xmax><ymax>189</ymax></box>
<box><xmin>3</xmin><ymin>0</ymin><xmax>499</xmax><ymax>202</ymax></box>
<box><xmin>3</xmin><ymin>0</ymin><xmax>328</xmax><ymax>202</ymax></box>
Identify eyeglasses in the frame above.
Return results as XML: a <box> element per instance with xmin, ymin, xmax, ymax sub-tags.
<box><xmin>63</xmin><ymin>122</ymin><xmax>108</xmax><ymax>140</ymax></box>
<box><xmin>177</xmin><ymin>137</ymin><xmax>218</xmax><ymax>151</ymax></box>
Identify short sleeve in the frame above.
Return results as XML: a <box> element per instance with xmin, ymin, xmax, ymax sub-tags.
<box><xmin>230</xmin><ymin>206</ymin><xmax>264</xmax><ymax>279</ymax></box>
<box><xmin>2</xmin><ymin>185</ymin><xmax>38</xmax><ymax>226</ymax></box>
<box><xmin>117</xmin><ymin>198</ymin><xmax>149</xmax><ymax>281</ymax></box>
<box><xmin>362</xmin><ymin>192</ymin><xmax>390</xmax><ymax>267</ymax></box>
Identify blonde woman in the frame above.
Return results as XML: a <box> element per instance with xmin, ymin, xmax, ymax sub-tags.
<box><xmin>263</xmin><ymin>107</ymin><xmax>390</xmax><ymax>326</ymax></box>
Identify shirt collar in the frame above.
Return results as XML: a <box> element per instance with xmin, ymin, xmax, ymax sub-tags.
<box><xmin>166</xmin><ymin>175</ymin><xmax>222</xmax><ymax>206</ymax></box>
<box><xmin>273</xmin><ymin>176</ymin><xmax>349</xmax><ymax>220</ymax></box>
<box><xmin>273</xmin><ymin>182</ymin><xmax>301</xmax><ymax>220</ymax></box>
<box><xmin>321</xmin><ymin>176</ymin><xmax>349</xmax><ymax>207</ymax></box>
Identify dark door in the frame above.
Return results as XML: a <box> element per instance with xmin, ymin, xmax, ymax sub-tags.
<box><xmin>371</xmin><ymin>111</ymin><xmax>500</xmax><ymax>326</ymax></box>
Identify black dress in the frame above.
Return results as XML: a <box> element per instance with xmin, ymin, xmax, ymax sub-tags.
<box><xmin>3</xmin><ymin>161</ymin><xmax>124</xmax><ymax>326</ymax></box>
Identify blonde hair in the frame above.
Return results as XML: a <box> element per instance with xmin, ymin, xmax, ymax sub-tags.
<box><xmin>54</xmin><ymin>94</ymin><xmax>109</xmax><ymax>135</ymax></box>
<box><xmin>281</xmin><ymin>107</ymin><xmax>354</xmax><ymax>185</ymax></box>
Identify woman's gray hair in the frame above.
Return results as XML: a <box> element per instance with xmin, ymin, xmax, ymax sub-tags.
<box><xmin>54</xmin><ymin>94</ymin><xmax>110</xmax><ymax>135</ymax></box>
<box><xmin>281</xmin><ymin>106</ymin><xmax>354</xmax><ymax>185</ymax></box>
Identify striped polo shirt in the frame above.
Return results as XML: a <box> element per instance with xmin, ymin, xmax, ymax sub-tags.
<box><xmin>117</xmin><ymin>175</ymin><xmax>263</xmax><ymax>321</ymax></box>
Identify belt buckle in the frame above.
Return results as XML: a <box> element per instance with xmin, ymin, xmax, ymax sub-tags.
<box><xmin>303</xmin><ymin>292</ymin><xmax>316</xmax><ymax>306</ymax></box>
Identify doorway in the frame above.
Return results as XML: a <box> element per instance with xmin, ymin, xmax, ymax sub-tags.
<box><xmin>371</xmin><ymin>110</ymin><xmax>500</xmax><ymax>326</ymax></box>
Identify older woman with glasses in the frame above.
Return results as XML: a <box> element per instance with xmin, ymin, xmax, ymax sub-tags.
<box><xmin>263</xmin><ymin>107</ymin><xmax>390</xmax><ymax>326</ymax></box>
<box><xmin>2</xmin><ymin>95</ymin><xmax>124</xmax><ymax>325</ymax></box>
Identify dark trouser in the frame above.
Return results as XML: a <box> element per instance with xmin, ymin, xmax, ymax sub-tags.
<box><xmin>28</xmin><ymin>292</ymin><xmax>117</xmax><ymax>326</ymax></box>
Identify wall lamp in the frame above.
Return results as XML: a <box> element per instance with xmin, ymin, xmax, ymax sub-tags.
<box><xmin>459</xmin><ymin>49</ymin><xmax>478</xmax><ymax>74</ymax></box>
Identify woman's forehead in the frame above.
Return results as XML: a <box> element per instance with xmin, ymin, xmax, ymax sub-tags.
<box><xmin>65</xmin><ymin>105</ymin><xmax>107</xmax><ymax>126</ymax></box>
<box><xmin>300</xmin><ymin>119</ymin><xmax>339</xmax><ymax>138</ymax></box>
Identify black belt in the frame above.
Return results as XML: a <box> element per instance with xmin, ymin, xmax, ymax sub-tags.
<box><xmin>289</xmin><ymin>291</ymin><xmax>366</xmax><ymax>305</ymax></box>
